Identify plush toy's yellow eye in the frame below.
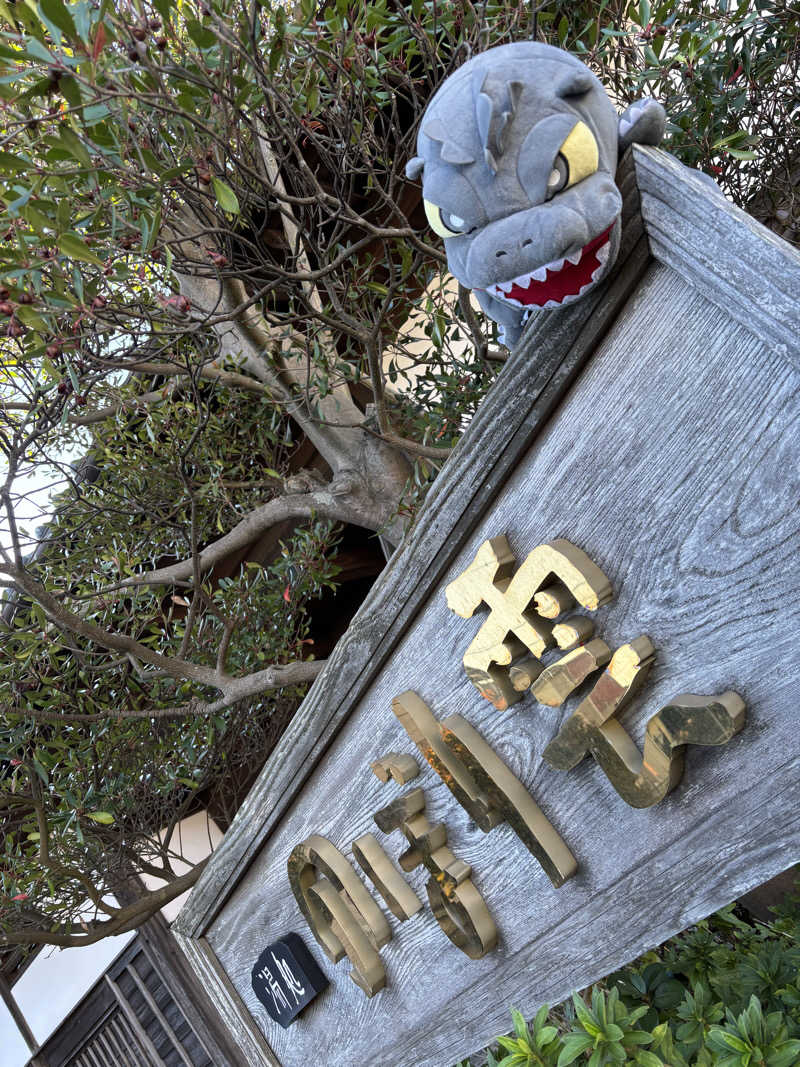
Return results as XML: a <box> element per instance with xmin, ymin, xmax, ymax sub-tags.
<box><xmin>424</xmin><ymin>199</ymin><xmax>467</xmax><ymax>239</ymax></box>
<box><xmin>546</xmin><ymin>120</ymin><xmax>599</xmax><ymax>200</ymax></box>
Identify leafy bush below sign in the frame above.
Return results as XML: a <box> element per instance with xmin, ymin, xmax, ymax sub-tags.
<box><xmin>452</xmin><ymin>880</ymin><xmax>800</xmax><ymax>1067</ymax></box>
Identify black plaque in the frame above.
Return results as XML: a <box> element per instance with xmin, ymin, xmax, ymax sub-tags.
<box><xmin>251</xmin><ymin>932</ymin><xmax>329</xmax><ymax>1028</ymax></box>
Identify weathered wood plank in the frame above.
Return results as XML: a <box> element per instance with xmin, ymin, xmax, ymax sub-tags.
<box><xmin>176</xmin><ymin>156</ymin><xmax>650</xmax><ymax>940</ymax></box>
<box><xmin>171</xmin><ymin>932</ymin><xmax>279</xmax><ymax>1067</ymax></box>
<box><xmin>204</xmin><ymin>266</ymin><xmax>800</xmax><ymax>1067</ymax></box>
<box><xmin>632</xmin><ymin>144</ymin><xmax>800</xmax><ymax>367</ymax></box>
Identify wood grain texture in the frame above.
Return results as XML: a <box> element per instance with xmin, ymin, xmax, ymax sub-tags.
<box><xmin>200</xmin><ymin>266</ymin><xmax>800</xmax><ymax>1067</ymax></box>
<box><xmin>175</xmin><ymin>152</ymin><xmax>649</xmax><ymax>940</ymax></box>
<box><xmin>632</xmin><ymin>145</ymin><xmax>800</xmax><ymax>367</ymax></box>
<box><xmin>171</xmin><ymin>933</ymin><xmax>278</xmax><ymax>1067</ymax></box>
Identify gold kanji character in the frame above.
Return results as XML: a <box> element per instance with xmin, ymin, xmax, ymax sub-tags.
<box><xmin>446</xmin><ymin>536</ymin><xmax>612</xmax><ymax>708</ymax></box>
<box><xmin>542</xmin><ymin>638</ymin><xmax>746</xmax><ymax>807</ymax></box>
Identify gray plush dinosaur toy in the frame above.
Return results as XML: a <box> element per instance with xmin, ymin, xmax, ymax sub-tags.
<box><xmin>406</xmin><ymin>42</ymin><xmax>666</xmax><ymax>347</ymax></box>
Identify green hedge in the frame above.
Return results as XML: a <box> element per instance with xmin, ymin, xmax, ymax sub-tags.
<box><xmin>454</xmin><ymin>879</ymin><xmax>800</xmax><ymax>1067</ymax></box>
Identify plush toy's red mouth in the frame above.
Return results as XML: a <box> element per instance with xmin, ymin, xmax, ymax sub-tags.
<box><xmin>487</xmin><ymin>223</ymin><xmax>615</xmax><ymax>308</ymax></box>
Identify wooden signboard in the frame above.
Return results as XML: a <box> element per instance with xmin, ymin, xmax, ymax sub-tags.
<box><xmin>173</xmin><ymin>146</ymin><xmax>800</xmax><ymax>1067</ymax></box>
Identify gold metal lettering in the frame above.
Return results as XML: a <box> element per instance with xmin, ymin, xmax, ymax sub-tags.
<box><xmin>287</xmin><ymin>835</ymin><xmax>391</xmax><ymax>996</ymax></box>
<box><xmin>352</xmin><ymin>833</ymin><xmax>423</xmax><ymax>921</ymax></box>
<box><xmin>373</xmin><ymin>787</ymin><xmax>497</xmax><ymax>959</ymax></box>
<box><xmin>509</xmin><ymin>653</ymin><xmax>544</xmax><ymax>693</ymax></box>
<box><xmin>543</xmin><ymin>637</ymin><xmax>655</xmax><ymax>784</ymax></box>
<box><xmin>445</xmin><ymin>536</ymin><xmax>612</xmax><ymax>709</ymax></box>
<box><xmin>438</xmin><ymin>715</ymin><xmax>577</xmax><ymax>888</ymax></box>
<box><xmin>552</xmin><ymin>615</ymin><xmax>595</xmax><ymax>651</ymax></box>
<box><xmin>534</xmin><ymin>582</ymin><xmax>575</xmax><ymax>619</ymax></box>
<box><xmin>308</xmin><ymin>879</ymin><xmax>386</xmax><ymax>997</ymax></box>
<box><xmin>531</xmin><ymin>638</ymin><xmax>612</xmax><ymax>707</ymax></box>
<box><xmin>544</xmin><ymin>665</ymin><xmax>746</xmax><ymax>808</ymax></box>
<box><xmin>391</xmin><ymin>691</ymin><xmax>502</xmax><ymax>831</ymax></box>
<box><xmin>392</xmin><ymin>693</ymin><xmax>576</xmax><ymax>887</ymax></box>
<box><xmin>369</xmin><ymin>752</ymin><xmax>420</xmax><ymax>785</ymax></box>
<box><xmin>372</xmin><ymin>787</ymin><xmax>426</xmax><ymax>834</ymax></box>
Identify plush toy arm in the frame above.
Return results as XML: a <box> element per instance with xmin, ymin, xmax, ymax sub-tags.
<box><xmin>618</xmin><ymin>98</ymin><xmax>666</xmax><ymax>152</ymax></box>
<box><xmin>472</xmin><ymin>287</ymin><xmax>529</xmax><ymax>349</ymax></box>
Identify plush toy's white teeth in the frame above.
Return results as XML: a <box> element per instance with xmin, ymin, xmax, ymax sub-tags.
<box><xmin>488</xmin><ymin>229</ymin><xmax>614</xmax><ymax>306</ymax></box>
<box><xmin>495</xmin><ymin>252</ymin><xmax>577</xmax><ymax>295</ymax></box>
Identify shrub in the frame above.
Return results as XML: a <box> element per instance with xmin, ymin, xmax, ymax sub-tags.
<box><xmin>454</xmin><ymin>882</ymin><xmax>800</xmax><ymax>1067</ymax></box>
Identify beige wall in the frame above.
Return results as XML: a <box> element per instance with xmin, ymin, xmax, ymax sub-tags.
<box><xmin>139</xmin><ymin>809</ymin><xmax>224</xmax><ymax>923</ymax></box>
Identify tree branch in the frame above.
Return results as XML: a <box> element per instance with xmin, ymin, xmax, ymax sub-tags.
<box><xmin>2</xmin><ymin>659</ymin><xmax>326</xmax><ymax>722</ymax></box>
<box><xmin>0</xmin><ymin>860</ymin><xmax>208</xmax><ymax>948</ymax></box>
<box><xmin>113</xmin><ymin>489</ymin><xmax>349</xmax><ymax>588</ymax></box>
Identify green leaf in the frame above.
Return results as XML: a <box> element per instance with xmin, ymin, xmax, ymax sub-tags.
<box><xmin>710</xmin><ymin>1029</ymin><xmax>750</xmax><ymax>1052</ymax></box>
<box><xmin>0</xmin><ymin>151</ymin><xmax>29</xmax><ymax>174</ymax></box>
<box><xmin>558</xmin><ymin>1034</ymin><xmax>594</xmax><ymax>1066</ymax></box>
<box><xmin>39</xmin><ymin>0</ymin><xmax>78</xmax><ymax>39</ymax></box>
<box><xmin>58</xmin><ymin>75</ymin><xmax>81</xmax><ymax>109</ymax></box>
<box><xmin>145</xmin><ymin>206</ymin><xmax>161</xmax><ymax>252</ymax></box>
<box><xmin>624</xmin><ymin>1030</ymin><xmax>655</xmax><ymax>1045</ymax></box>
<box><xmin>25</xmin><ymin>37</ymin><xmax>54</xmax><ymax>64</ymax></box>
<box><xmin>212</xmin><ymin>178</ymin><xmax>240</xmax><ymax>215</ymax></box>
<box><xmin>572</xmin><ymin>994</ymin><xmax>600</xmax><ymax>1036</ymax></box>
<box><xmin>58</xmin><ymin>232</ymin><xmax>104</xmax><ymax>266</ymax></box>
<box><xmin>634</xmin><ymin>1053</ymin><xmax>664</xmax><ymax>1067</ymax></box>
<box><xmin>510</xmin><ymin>1008</ymin><xmax>529</xmax><ymax>1042</ymax></box>
<box><xmin>81</xmin><ymin>104</ymin><xmax>110</xmax><ymax>125</ymax></box>
<box><xmin>768</xmin><ymin>1043</ymin><xmax>800</xmax><ymax>1067</ymax></box>
<box><xmin>58</xmin><ymin>127</ymin><xmax>92</xmax><ymax>169</ymax></box>
<box><xmin>538</xmin><ymin>1026</ymin><xmax>558</xmax><ymax>1046</ymax></box>
<box><xmin>15</xmin><ymin>304</ymin><xmax>48</xmax><ymax>333</ymax></box>
<box><xmin>86</xmin><ymin>811</ymin><xmax>114</xmax><ymax>824</ymax></box>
